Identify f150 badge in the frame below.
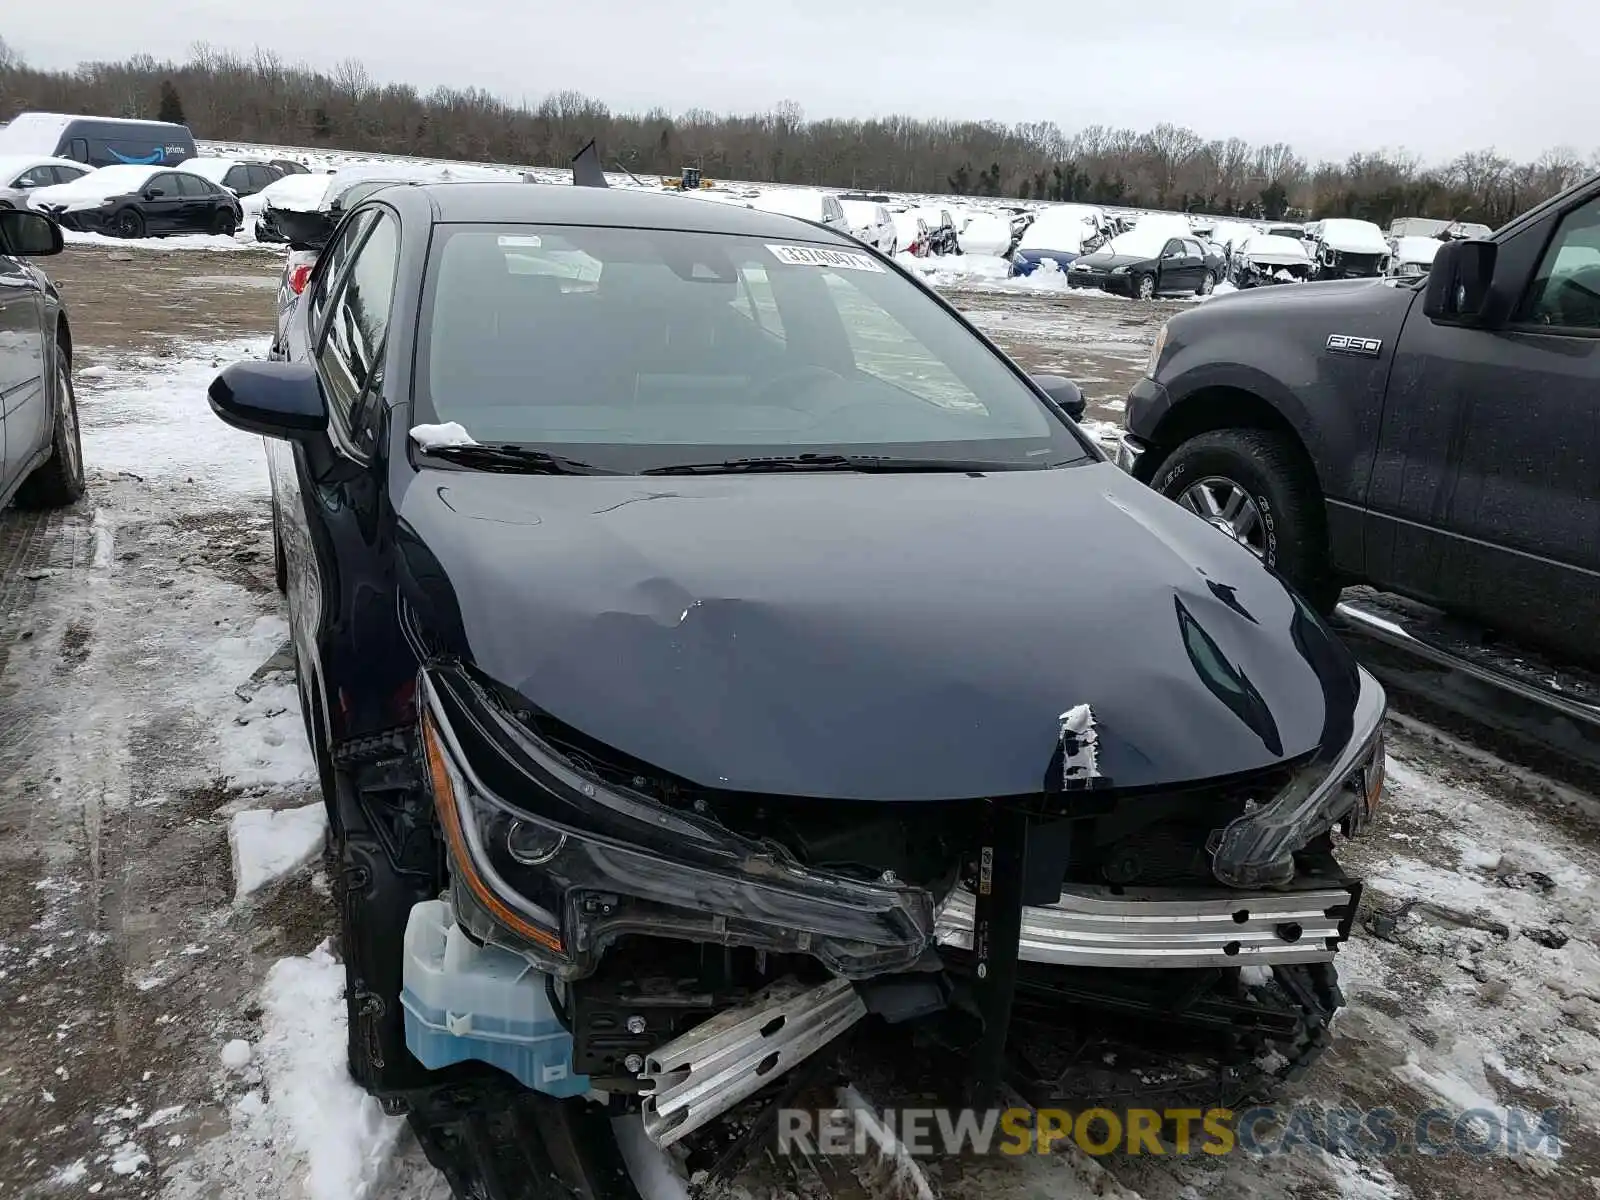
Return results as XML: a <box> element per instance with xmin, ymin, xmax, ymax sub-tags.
<box><xmin>1326</xmin><ymin>334</ymin><xmax>1383</xmax><ymax>357</ymax></box>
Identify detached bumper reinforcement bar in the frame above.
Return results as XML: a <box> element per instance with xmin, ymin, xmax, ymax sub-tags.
<box><xmin>935</xmin><ymin>884</ymin><xmax>1355</xmax><ymax>968</ymax></box>
<box><xmin>640</xmin><ymin>976</ymin><xmax>867</xmax><ymax>1149</ymax></box>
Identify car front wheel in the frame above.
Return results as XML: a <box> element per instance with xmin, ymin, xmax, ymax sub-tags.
<box><xmin>1154</xmin><ymin>428</ymin><xmax>1339</xmax><ymax>611</ymax></box>
<box><xmin>1197</xmin><ymin>272</ymin><xmax>1216</xmax><ymax>296</ymax></box>
<box><xmin>113</xmin><ymin>208</ymin><xmax>145</xmax><ymax>238</ymax></box>
<box><xmin>1136</xmin><ymin>273</ymin><xmax>1157</xmax><ymax>300</ymax></box>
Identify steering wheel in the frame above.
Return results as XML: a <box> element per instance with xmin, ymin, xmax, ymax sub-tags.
<box><xmin>751</xmin><ymin>364</ymin><xmax>847</xmax><ymax>408</ymax></box>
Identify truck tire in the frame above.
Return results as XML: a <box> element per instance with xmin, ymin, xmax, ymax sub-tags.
<box><xmin>1155</xmin><ymin>428</ymin><xmax>1339</xmax><ymax>611</ymax></box>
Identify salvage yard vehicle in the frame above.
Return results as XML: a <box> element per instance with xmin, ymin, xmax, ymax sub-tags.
<box><xmin>1229</xmin><ymin>232</ymin><xmax>1314</xmax><ymax>287</ymax></box>
<box><xmin>1069</xmin><ymin>227</ymin><xmax>1218</xmax><ymax>297</ymax></box>
<box><xmin>209</xmin><ymin>181</ymin><xmax>1381</xmax><ymax>1198</ymax></box>
<box><xmin>1008</xmin><ymin>202</ymin><xmax>1108</xmax><ymax>275</ymax></box>
<box><xmin>838</xmin><ymin>197</ymin><xmax>897</xmax><ymax>252</ymax></box>
<box><xmin>1304</xmin><ymin>218</ymin><xmax>1390</xmax><ymax>279</ymax></box>
<box><xmin>0</xmin><ymin>155</ymin><xmax>89</xmax><ymax>209</ymax></box>
<box><xmin>1120</xmin><ymin>169</ymin><xmax>1600</xmax><ymax>760</ymax></box>
<box><xmin>0</xmin><ymin>209</ymin><xmax>84</xmax><ymax>510</ymax></box>
<box><xmin>27</xmin><ymin>164</ymin><xmax>243</xmax><ymax>237</ymax></box>
<box><xmin>177</xmin><ymin>156</ymin><xmax>285</xmax><ymax>199</ymax></box>
<box><xmin>749</xmin><ymin>187</ymin><xmax>850</xmax><ymax>232</ymax></box>
<box><xmin>0</xmin><ymin>111</ymin><xmax>196</xmax><ymax>168</ymax></box>
<box><xmin>1386</xmin><ymin>234</ymin><xmax>1440</xmax><ymax>278</ymax></box>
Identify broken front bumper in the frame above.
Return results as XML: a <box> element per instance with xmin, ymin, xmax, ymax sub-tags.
<box><xmin>935</xmin><ymin>881</ymin><xmax>1358</xmax><ymax>968</ymax></box>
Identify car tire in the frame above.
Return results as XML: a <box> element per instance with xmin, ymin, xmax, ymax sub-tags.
<box><xmin>1136</xmin><ymin>273</ymin><xmax>1157</xmax><ymax>300</ymax></box>
<box><xmin>211</xmin><ymin>208</ymin><xmax>238</xmax><ymax>236</ymax></box>
<box><xmin>113</xmin><ymin>208</ymin><xmax>145</xmax><ymax>238</ymax></box>
<box><xmin>14</xmin><ymin>345</ymin><xmax>86</xmax><ymax>510</ymax></box>
<box><xmin>1154</xmin><ymin>428</ymin><xmax>1339</xmax><ymax>611</ymax></box>
<box><xmin>1197</xmin><ymin>272</ymin><xmax>1216</xmax><ymax>296</ymax></box>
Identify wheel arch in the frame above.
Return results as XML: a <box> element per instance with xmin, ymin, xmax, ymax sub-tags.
<box><xmin>1142</xmin><ymin>384</ymin><xmax>1324</xmax><ymax>491</ymax></box>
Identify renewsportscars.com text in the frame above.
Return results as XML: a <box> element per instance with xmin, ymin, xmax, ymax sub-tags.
<box><xmin>777</xmin><ymin>1104</ymin><xmax>1564</xmax><ymax>1159</ymax></box>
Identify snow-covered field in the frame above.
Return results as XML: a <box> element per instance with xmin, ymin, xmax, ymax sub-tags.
<box><xmin>0</xmin><ymin>307</ymin><xmax>1593</xmax><ymax>1199</ymax></box>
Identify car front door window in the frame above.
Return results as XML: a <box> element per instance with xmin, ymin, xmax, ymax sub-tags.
<box><xmin>308</xmin><ymin>211</ymin><xmax>376</xmax><ymax>333</ymax></box>
<box><xmin>1515</xmin><ymin>196</ymin><xmax>1600</xmax><ymax>332</ymax></box>
<box><xmin>317</xmin><ymin>211</ymin><xmax>400</xmax><ymax>448</ymax></box>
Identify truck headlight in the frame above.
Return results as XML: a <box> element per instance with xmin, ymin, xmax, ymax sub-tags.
<box><xmin>1145</xmin><ymin>322</ymin><xmax>1169</xmax><ymax>377</ymax></box>
<box><xmin>420</xmin><ymin>664</ymin><xmax>936</xmax><ymax>979</ymax></box>
<box><xmin>1209</xmin><ymin>665</ymin><xmax>1386</xmax><ymax>888</ymax></box>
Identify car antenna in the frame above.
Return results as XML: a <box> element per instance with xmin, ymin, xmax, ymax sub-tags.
<box><xmin>571</xmin><ymin>138</ymin><xmax>609</xmax><ymax>189</ymax></box>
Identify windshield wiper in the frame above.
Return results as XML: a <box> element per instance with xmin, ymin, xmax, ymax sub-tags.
<box><xmin>641</xmin><ymin>454</ymin><xmax>1047</xmax><ymax>476</ymax></box>
<box><xmin>416</xmin><ymin>443</ymin><xmax>612</xmax><ymax>475</ymax></box>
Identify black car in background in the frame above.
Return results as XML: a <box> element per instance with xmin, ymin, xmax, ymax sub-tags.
<box><xmin>31</xmin><ymin>164</ymin><xmax>243</xmax><ymax>238</ymax></box>
<box><xmin>0</xmin><ymin>209</ymin><xmax>85</xmax><ymax>510</ymax></box>
<box><xmin>209</xmin><ymin>181</ymin><xmax>1379</xmax><ymax>1196</ymax></box>
<box><xmin>179</xmin><ymin>157</ymin><xmax>285</xmax><ymax>198</ymax></box>
<box><xmin>1069</xmin><ymin>230</ymin><xmax>1219</xmax><ymax>298</ymax></box>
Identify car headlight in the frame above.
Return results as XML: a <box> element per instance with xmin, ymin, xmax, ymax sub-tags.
<box><xmin>1110</xmin><ymin>265</ymin><xmax>1129</xmax><ymax>274</ymax></box>
<box><xmin>419</xmin><ymin>664</ymin><xmax>936</xmax><ymax>980</ymax></box>
<box><xmin>1145</xmin><ymin>322</ymin><xmax>1169</xmax><ymax>377</ymax></box>
<box><xmin>1209</xmin><ymin>666</ymin><xmax>1386</xmax><ymax>888</ymax></box>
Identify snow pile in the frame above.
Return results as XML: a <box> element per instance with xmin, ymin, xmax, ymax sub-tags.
<box><xmin>59</xmin><ymin>229</ymin><xmax>273</xmax><ymax>252</ymax></box>
<box><xmin>221</xmin><ymin>1038</ymin><xmax>254</xmax><ymax>1069</ymax></box>
<box><xmin>200</xmin><ymin>614</ymin><xmax>317</xmax><ymax>788</ymax></box>
<box><xmin>229</xmin><ymin>803</ymin><xmax>328</xmax><ymax>900</ymax></box>
<box><xmin>251</xmin><ymin>941</ymin><xmax>408</xmax><ymax>1200</ymax></box>
<box><xmin>410</xmin><ymin>421</ymin><xmax>478</xmax><ymax>449</ymax></box>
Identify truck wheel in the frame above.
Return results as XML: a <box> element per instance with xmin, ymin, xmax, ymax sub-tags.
<box><xmin>1155</xmin><ymin>428</ymin><xmax>1339</xmax><ymax>611</ymax></box>
<box><xmin>1136</xmin><ymin>273</ymin><xmax>1157</xmax><ymax>300</ymax></box>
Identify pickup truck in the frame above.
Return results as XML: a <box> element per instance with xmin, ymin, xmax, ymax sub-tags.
<box><xmin>1118</xmin><ymin>170</ymin><xmax>1600</xmax><ymax>678</ymax></box>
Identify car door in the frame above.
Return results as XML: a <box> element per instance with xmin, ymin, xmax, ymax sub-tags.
<box><xmin>1364</xmin><ymin>190</ymin><xmax>1600</xmax><ymax>661</ymax></box>
<box><xmin>0</xmin><ymin>243</ymin><xmax>45</xmax><ymax>499</ymax></box>
<box><xmin>139</xmin><ymin>172</ymin><xmax>183</xmax><ymax>233</ymax></box>
<box><xmin>1181</xmin><ymin>239</ymin><xmax>1207</xmax><ymax>289</ymax></box>
<box><xmin>1155</xmin><ymin>239</ymin><xmax>1188</xmax><ymax>293</ymax></box>
<box><xmin>276</xmin><ymin>205</ymin><xmax>405</xmax><ymax>744</ymax></box>
<box><xmin>174</xmin><ymin>172</ymin><xmax>215</xmax><ymax>230</ymax></box>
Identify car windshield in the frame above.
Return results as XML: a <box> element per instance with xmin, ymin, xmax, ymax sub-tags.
<box><xmin>415</xmin><ymin>225</ymin><xmax>1091</xmax><ymax>472</ymax></box>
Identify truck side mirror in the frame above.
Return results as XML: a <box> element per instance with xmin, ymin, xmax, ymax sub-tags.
<box><xmin>1424</xmin><ymin>239</ymin><xmax>1497</xmax><ymax>324</ymax></box>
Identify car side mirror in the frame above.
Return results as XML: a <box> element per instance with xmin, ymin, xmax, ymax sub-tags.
<box><xmin>1031</xmin><ymin>373</ymin><xmax>1086</xmax><ymax>422</ymax></box>
<box><xmin>209</xmin><ymin>361</ymin><xmax>328</xmax><ymax>440</ymax></box>
<box><xmin>145</xmin><ymin>187</ymin><xmax>166</xmax><ymax>199</ymax></box>
<box><xmin>1424</xmin><ymin>238</ymin><xmax>1497</xmax><ymax>325</ymax></box>
<box><xmin>0</xmin><ymin>208</ymin><xmax>64</xmax><ymax>256</ymax></box>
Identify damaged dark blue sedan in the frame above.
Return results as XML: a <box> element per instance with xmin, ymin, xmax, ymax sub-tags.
<box><xmin>210</xmin><ymin>182</ymin><xmax>1385</xmax><ymax>1198</ymax></box>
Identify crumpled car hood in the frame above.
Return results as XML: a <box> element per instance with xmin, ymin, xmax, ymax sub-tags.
<box><xmin>394</xmin><ymin>461</ymin><xmax>1358</xmax><ymax>801</ymax></box>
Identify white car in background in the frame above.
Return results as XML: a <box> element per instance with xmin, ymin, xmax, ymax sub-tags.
<box><xmin>1388</xmin><ymin>235</ymin><xmax>1442</xmax><ymax>279</ymax></box>
<box><xmin>1305</xmin><ymin>217</ymin><xmax>1391</xmax><ymax>279</ymax></box>
<box><xmin>0</xmin><ymin>155</ymin><xmax>90</xmax><ymax>209</ymax></box>
<box><xmin>890</xmin><ymin>209</ymin><xmax>931</xmax><ymax>256</ymax></box>
<box><xmin>748</xmin><ymin>189</ymin><xmax>849</xmax><ymax>232</ymax></box>
<box><xmin>839</xmin><ymin>199</ymin><xmax>896</xmax><ymax>252</ymax></box>
<box><xmin>954</xmin><ymin>211</ymin><xmax>1013</xmax><ymax>256</ymax></box>
<box><xmin>1229</xmin><ymin>233</ymin><xmax>1315</xmax><ymax>287</ymax></box>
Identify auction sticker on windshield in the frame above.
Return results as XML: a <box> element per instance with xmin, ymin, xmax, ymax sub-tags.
<box><xmin>766</xmin><ymin>244</ymin><xmax>885</xmax><ymax>272</ymax></box>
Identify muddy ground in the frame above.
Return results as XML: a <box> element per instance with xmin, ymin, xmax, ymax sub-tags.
<box><xmin>0</xmin><ymin>248</ymin><xmax>1594</xmax><ymax>1200</ymax></box>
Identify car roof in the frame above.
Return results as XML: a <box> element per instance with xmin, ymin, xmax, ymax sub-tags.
<box><xmin>0</xmin><ymin>154</ymin><xmax>87</xmax><ymax>174</ymax></box>
<box><xmin>409</xmin><ymin>183</ymin><xmax>857</xmax><ymax>243</ymax></box>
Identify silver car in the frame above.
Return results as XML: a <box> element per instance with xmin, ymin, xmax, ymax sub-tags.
<box><xmin>0</xmin><ymin>155</ymin><xmax>91</xmax><ymax>210</ymax></box>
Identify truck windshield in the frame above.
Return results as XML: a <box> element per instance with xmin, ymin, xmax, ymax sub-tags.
<box><xmin>414</xmin><ymin>224</ymin><xmax>1091</xmax><ymax>473</ymax></box>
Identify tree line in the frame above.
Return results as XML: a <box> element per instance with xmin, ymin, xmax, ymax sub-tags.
<box><xmin>1</xmin><ymin>38</ymin><xmax>1594</xmax><ymax>225</ymax></box>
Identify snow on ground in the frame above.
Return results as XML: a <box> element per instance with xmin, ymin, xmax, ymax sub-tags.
<box><xmin>79</xmin><ymin>337</ymin><xmax>275</xmax><ymax>494</ymax></box>
<box><xmin>60</xmin><ymin>228</ymin><xmax>277</xmax><ymax>253</ymax></box>
<box><xmin>230</xmin><ymin>804</ymin><xmax>327</xmax><ymax>900</ymax></box>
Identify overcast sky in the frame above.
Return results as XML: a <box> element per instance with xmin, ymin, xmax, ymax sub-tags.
<box><xmin>7</xmin><ymin>0</ymin><xmax>1597</xmax><ymax>165</ymax></box>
